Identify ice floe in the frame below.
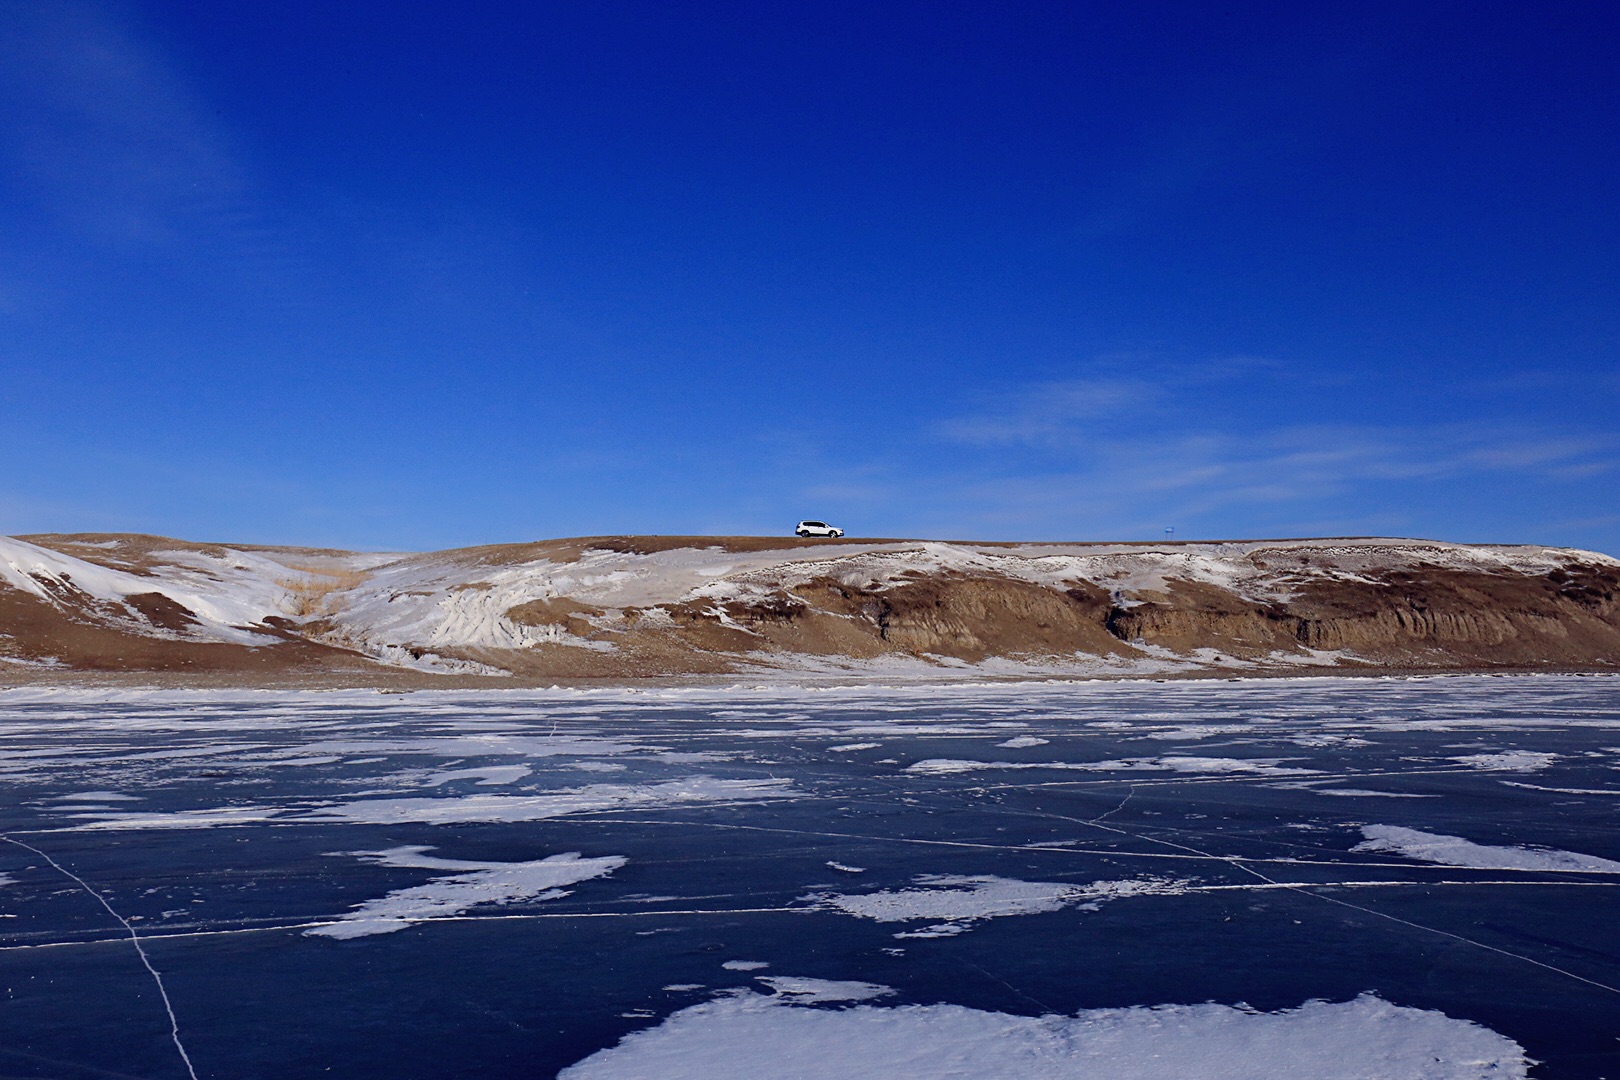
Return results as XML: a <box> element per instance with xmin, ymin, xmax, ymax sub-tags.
<box><xmin>1353</xmin><ymin>825</ymin><xmax>1620</xmax><ymax>873</ymax></box>
<box><xmin>558</xmin><ymin>986</ymin><xmax>1527</xmax><ymax>1079</ymax></box>
<box><xmin>307</xmin><ymin>845</ymin><xmax>625</xmax><ymax>939</ymax></box>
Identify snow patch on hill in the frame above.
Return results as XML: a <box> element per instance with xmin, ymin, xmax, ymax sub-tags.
<box><xmin>0</xmin><ymin>536</ymin><xmax>280</xmax><ymax>644</ymax></box>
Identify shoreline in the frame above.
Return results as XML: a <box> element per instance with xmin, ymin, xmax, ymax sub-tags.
<box><xmin>3</xmin><ymin>662</ymin><xmax>1616</xmax><ymax>694</ymax></box>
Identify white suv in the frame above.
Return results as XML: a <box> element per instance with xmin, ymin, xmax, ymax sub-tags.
<box><xmin>795</xmin><ymin>520</ymin><xmax>844</xmax><ymax>538</ymax></box>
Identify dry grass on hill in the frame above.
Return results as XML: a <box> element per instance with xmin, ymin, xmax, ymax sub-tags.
<box><xmin>278</xmin><ymin>565</ymin><xmax>370</xmax><ymax>618</ymax></box>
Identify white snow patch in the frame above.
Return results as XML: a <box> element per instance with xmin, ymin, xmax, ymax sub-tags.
<box><xmin>68</xmin><ymin>804</ymin><xmax>287</xmax><ymax>830</ymax></box>
<box><xmin>827</xmin><ymin>743</ymin><xmax>880</xmax><ymax>752</ymax></box>
<box><xmin>721</xmin><ymin>961</ymin><xmax>769</xmax><ymax>971</ymax></box>
<box><xmin>307</xmin><ymin>845</ymin><xmax>624</xmax><ymax>939</ymax></box>
<box><xmin>557</xmin><ymin>989</ymin><xmax>1527</xmax><ymax>1080</ymax></box>
<box><xmin>292</xmin><ymin>734</ymin><xmax>641</xmax><ymax>759</ymax></box>
<box><xmin>1142</xmin><ymin>724</ymin><xmax>1258</xmax><ymax>741</ymax></box>
<box><xmin>906</xmin><ymin>755</ymin><xmax>1315</xmax><ymax>777</ymax></box>
<box><xmin>994</xmin><ymin>735</ymin><xmax>1048</xmax><ymax>748</ymax></box>
<box><xmin>1501</xmin><ymin>781</ymin><xmax>1620</xmax><ymax>796</ymax></box>
<box><xmin>71</xmin><ymin>777</ymin><xmax>794</xmax><ymax>830</ymax></box>
<box><xmin>306</xmin><ymin>777</ymin><xmax>796</xmax><ymax>826</ymax></box>
<box><xmin>805</xmin><ymin>874</ymin><xmax>1189</xmax><ymax>937</ymax></box>
<box><xmin>1449</xmin><ymin>751</ymin><xmax>1558</xmax><ymax>772</ymax></box>
<box><xmin>362</xmin><ymin>645</ymin><xmax>513</xmax><ymax>676</ymax></box>
<box><xmin>1308</xmin><ymin>788</ymin><xmax>1438</xmax><ymax>798</ymax></box>
<box><xmin>52</xmin><ymin>791</ymin><xmax>142</xmax><ymax>802</ymax></box>
<box><xmin>423</xmin><ymin>765</ymin><xmax>533</xmax><ymax>787</ymax></box>
<box><xmin>752</xmin><ymin>977</ymin><xmax>891</xmax><ymax>1004</ymax></box>
<box><xmin>1354</xmin><ymin>825</ymin><xmax>1620</xmax><ymax>873</ymax></box>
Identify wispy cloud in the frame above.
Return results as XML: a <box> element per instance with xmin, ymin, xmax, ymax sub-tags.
<box><xmin>0</xmin><ymin>2</ymin><xmax>246</xmax><ymax>246</ymax></box>
<box><xmin>916</xmin><ymin>422</ymin><xmax>1620</xmax><ymax>538</ymax></box>
<box><xmin>937</xmin><ymin>377</ymin><xmax>1161</xmax><ymax>444</ymax></box>
<box><xmin>863</xmin><ymin>357</ymin><xmax>1620</xmax><ymax>543</ymax></box>
<box><xmin>934</xmin><ymin>355</ymin><xmax>1284</xmax><ymax>448</ymax></box>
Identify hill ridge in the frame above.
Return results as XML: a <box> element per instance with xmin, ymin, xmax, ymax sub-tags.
<box><xmin>3</xmin><ymin>532</ymin><xmax>1616</xmax><ymax>683</ymax></box>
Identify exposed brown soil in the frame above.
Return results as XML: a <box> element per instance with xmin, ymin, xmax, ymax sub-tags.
<box><xmin>423</xmin><ymin>534</ymin><xmax>917</xmax><ymax>569</ymax></box>
<box><xmin>19</xmin><ymin>533</ymin><xmax>361</xmax><ymax>576</ymax></box>
<box><xmin>0</xmin><ymin>588</ymin><xmax>372</xmax><ymax>674</ymax></box>
<box><xmin>1108</xmin><ymin>563</ymin><xmax>1620</xmax><ymax>668</ymax></box>
<box><xmin>505</xmin><ymin>597</ymin><xmax>607</xmax><ymax>638</ymax></box>
<box><xmin>770</xmin><ymin>574</ymin><xmax>1135</xmax><ymax>663</ymax></box>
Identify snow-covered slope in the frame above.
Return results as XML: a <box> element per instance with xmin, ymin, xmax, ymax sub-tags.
<box><xmin>0</xmin><ymin>535</ymin><xmax>289</xmax><ymax>645</ymax></box>
<box><xmin>3</xmin><ymin>533</ymin><xmax>1617</xmax><ymax>680</ymax></box>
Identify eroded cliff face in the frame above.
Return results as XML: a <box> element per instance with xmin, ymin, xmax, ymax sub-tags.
<box><xmin>1106</xmin><ymin>564</ymin><xmax>1620</xmax><ymax>667</ymax></box>
<box><xmin>2</xmin><ymin>533</ymin><xmax>1617</xmax><ymax>681</ymax></box>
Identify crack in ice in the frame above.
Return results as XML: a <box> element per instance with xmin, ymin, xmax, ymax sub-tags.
<box><xmin>0</xmin><ymin>836</ymin><xmax>199</xmax><ymax>1080</ymax></box>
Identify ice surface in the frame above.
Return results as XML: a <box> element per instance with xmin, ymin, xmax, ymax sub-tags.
<box><xmin>307</xmin><ymin>846</ymin><xmax>625</xmax><ymax>939</ymax></box>
<box><xmin>1354</xmin><ymin>825</ymin><xmax>1620</xmax><ymax>873</ymax></box>
<box><xmin>558</xmin><ymin>989</ymin><xmax>1527</xmax><ymax>1080</ymax></box>
<box><xmin>5</xmin><ymin>674</ymin><xmax>1618</xmax><ymax>1077</ymax></box>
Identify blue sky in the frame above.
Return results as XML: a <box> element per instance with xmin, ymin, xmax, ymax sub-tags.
<box><xmin>1</xmin><ymin>1</ymin><xmax>1616</xmax><ymax>553</ymax></box>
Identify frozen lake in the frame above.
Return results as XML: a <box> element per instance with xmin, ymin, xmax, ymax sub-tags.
<box><xmin>1</xmin><ymin>675</ymin><xmax>1617</xmax><ymax>1078</ymax></box>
